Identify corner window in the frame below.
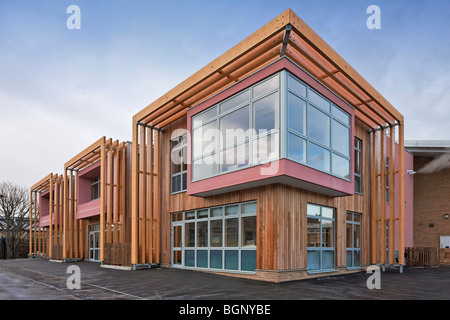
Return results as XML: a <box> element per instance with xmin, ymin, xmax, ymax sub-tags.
<box><xmin>171</xmin><ymin>134</ymin><xmax>187</xmax><ymax>193</ymax></box>
<box><xmin>287</xmin><ymin>73</ymin><xmax>351</xmax><ymax>180</ymax></box>
<box><xmin>191</xmin><ymin>74</ymin><xmax>280</xmax><ymax>181</ymax></box>
<box><xmin>90</xmin><ymin>176</ymin><xmax>100</xmax><ymax>201</ymax></box>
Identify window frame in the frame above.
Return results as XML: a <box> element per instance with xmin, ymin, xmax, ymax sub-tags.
<box><xmin>354</xmin><ymin>138</ymin><xmax>362</xmax><ymax>194</ymax></box>
<box><xmin>306</xmin><ymin>203</ymin><xmax>336</xmax><ymax>273</ymax></box>
<box><xmin>90</xmin><ymin>176</ymin><xmax>101</xmax><ymax>201</ymax></box>
<box><xmin>286</xmin><ymin>72</ymin><xmax>351</xmax><ymax>181</ymax></box>
<box><xmin>346</xmin><ymin>212</ymin><xmax>362</xmax><ymax>269</ymax></box>
<box><xmin>170</xmin><ymin>134</ymin><xmax>188</xmax><ymax>194</ymax></box>
<box><xmin>170</xmin><ymin>201</ymin><xmax>257</xmax><ymax>274</ymax></box>
<box><xmin>191</xmin><ymin>73</ymin><xmax>281</xmax><ymax>182</ymax></box>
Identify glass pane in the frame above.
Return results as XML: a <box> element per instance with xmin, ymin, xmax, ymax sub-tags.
<box><xmin>332</xmin><ymin>120</ymin><xmax>350</xmax><ymax>156</ymax></box>
<box><xmin>307</xmin><ymin>250</ymin><xmax>320</xmax><ymax>270</ymax></box>
<box><xmin>332</xmin><ymin>153</ymin><xmax>350</xmax><ymax>179</ymax></box>
<box><xmin>197</xmin><ymin>209</ymin><xmax>208</xmax><ymax>219</ymax></box>
<box><xmin>332</xmin><ymin>105</ymin><xmax>350</xmax><ymax>126</ymax></box>
<box><xmin>346</xmin><ymin>250</ymin><xmax>352</xmax><ymax>267</ymax></box>
<box><xmin>225</xmin><ymin>205</ymin><xmax>238</xmax><ymax>216</ymax></box>
<box><xmin>354</xmin><ymin>213</ymin><xmax>361</xmax><ymax>223</ymax></box>
<box><xmin>182</xmin><ymin>146</ymin><xmax>187</xmax><ymax>172</ymax></box>
<box><xmin>254</xmin><ymin>92</ymin><xmax>278</xmax><ymax>134</ymax></box>
<box><xmin>288</xmin><ymin>75</ymin><xmax>306</xmax><ymax>97</ymax></box>
<box><xmin>173</xmin><ymin>250</ymin><xmax>182</xmax><ymax>265</ymax></box>
<box><xmin>197</xmin><ymin>250</ymin><xmax>208</xmax><ymax>268</ymax></box>
<box><xmin>182</xmin><ymin>173</ymin><xmax>187</xmax><ymax>191</ymax></box>
<box><xmin>225</xmin><ymin>250</ymin><xmax>238</xmax><ymax>270</ymax></box>
<box><xmin>220</xmin><ymin>90</ymin><xmax>250</xmax><ymax>114</ymax></box>
<box><xmin>193</xmin><ymin>106</ymin><xmax>217</xmax><ymax>128</ymax></box>
<box><xmin>354</xmin><ymin>145</ymin><xmax>361</xmax><ymax>174</ymax></box>
<box><xmin>193</xmin><ymin>121</ymin><xmax>217</xmax><ymax>159</ymax></box>
<box><xmin>185</xmin><ymin>250</ymin><xmax>195</xmax><ymax>267</ymax></box>
<box><xmin>308</xmin><ymin>107</ymin><xmax>330</xmax><ymax>147</ymax></box>
<box><xmin>308</xmin><ymin>89</ymin><xmax>330</xmax><ymax>112</ymax></box>
<box><xmin>307</xmin><ymin>204</ymin><xmax>321</xmax><ymax>217</ymax></box>
<box><xmin>288</xmin><ymin>133</ymin><xmax>306</xmax><ymax>163</ymax></box>
<box><xmin>185</xmin><ymin>211</ymin><xmax>195</xmax><ymax>220</ymax></box>
<box><xmin>241</xmin><ymin>250</ymin><xmax>256</xmax><ymax>271</ymax></box>
<box><xmin>322</xmin><ymin>250</ymin><xmax>334</xmax><ymax>269</ymax></box>
<box><xmin>242</xmin><ymin>202</ymin><xmax>257</xmax><ymax>215</ymax></box>
<box><xmin>171</xmin><ymin>146</ymin><xmax>182</xmax><ymax>174</ymax></box>
<box><xmin>210</xmin><ymin>220</ymin><xmax>223</xmax><ymax>247</ymax></box>
<box><xmin>322</xmin><ymin>220</ymin><xmax>334</xmax><ymax>247</ymax></box>
<box><xmin>185</xmin><ymin>222</ymin><xmax>195</xmax><ymax>247</ymax></box>
<box><xmin>355</xmin><ymin>176</ymin><xmax>362</xmax><ymax>194</ymax></box>
<box><xmin>210</xmin><ymin>207</ymin><xmax>223</xmax><ymax>217</ymax></box>
<box><xmin>252</xmin><ymin>132</ymin><xmax>279</xmax><ymax>164</ymax></box>
<box><xmin>225</xmin><ymin>218</ymin><xmax>238</xmax><ymax>247</ymax></box>
<box><xmin>253</xmin><ymin>74</ymin><xmax>279</xmax><ymax>98</ymax></box>
<box><xmin>307</xmin><ymin>218</ymin><xmax>320</xmax><ymax>247</ymax></box>
<box><xmin>308</xmin><ymin>143</ymin><xmax>330</xmax><ymax>172</ymax></box>
<box><xmin>192</xmin><ymin>156</ymin><xmax>218</xmax><ymax>180</ymax></box>
<box><xmin>288</xmin><ymin>93</ymin><xmax>306</xmax><ymax>134</ymax></box>
<box><xmin>220</xmin><ymin>105</ymin><xmax>250</xmax><ymax>148</ymax></box>
<box><xmin>197</xmin><ymin>221</ymin><xmax>208</xmax><ymax>247</ymax></box>
<box><xmin>241</xmin><ymin>216</ymin><xmax>256</xmax><ymax>247</ymax></box>
<box><xmin>354</xmin><ymin>250</ymin><xmax>361</xmax><ymax>267</ymax></box>
<box><xmin>220</xmin><ymin>143</ymin><xmax>249</xmax><ymax>173</ymax></box>
<box><xmin>354</xmin><ymin>224</ymin><xmax>361</xmax><ymax>248</ymax></box>
<box><xmin>171</xmin><ymin>213</ymin><xmax>183</xmax><ymax>222</ymax></box>
<box><xmin>171</xmin><ymin>175</ymin><xmax>181</xmax><ymax>193</ymax></box>
<box><xmin>210</xmin><ymin>250</ymin><xmax>223</xmax><ymax>269</ymax></box>
<box><xmin>173</xmin><ymin>225</ymin><xmax>182</xmax><ymax>248</ymax></box>
<box><xmin>346</xmin><ymin>223</ymin><xmax>352</xmax><ymax>248</ymax></box>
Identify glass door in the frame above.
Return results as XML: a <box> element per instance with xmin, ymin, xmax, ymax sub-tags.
<box><xmin>89</xmin><ymin>225</ymin><xmax>100</xmax><ymax>262</ymax></box>
<box><xmin>172</xmin><ymin>222</ymin><xmax>184</xmax><ymax>267</ymax></box>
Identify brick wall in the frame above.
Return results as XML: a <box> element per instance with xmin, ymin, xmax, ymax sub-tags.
<box><xmin>413</xmin><ymin>156</ymin><xmax>450</xmax><ymax>248</ymax></box>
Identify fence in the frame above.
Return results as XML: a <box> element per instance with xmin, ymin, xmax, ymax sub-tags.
<box><xmin>405</xmin><ymin>247</ymin><xmax>439</xmax><ymax>267</ymax></box>
<box><xmin>104</xmin><ymin>242</ymin><xmax>131</xmax><ymax>266</ymax></box>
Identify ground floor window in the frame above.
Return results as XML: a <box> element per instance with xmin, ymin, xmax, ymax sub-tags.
<box><xmin>171</xmin><ymin>201</ymin><xmax>257</xmax><ymax>273</ymax></box>
<box><xmin>346</xmin><ymin>212</ymin><xmax>361</xmax><ymax>268</ymax></box>
<box><xmin>307</xmin><ymin>204</ymin><xmax>335</xmax><ymax>272</ymax></box>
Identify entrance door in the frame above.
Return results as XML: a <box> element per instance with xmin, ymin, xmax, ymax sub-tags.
<box><xmin>89</xmin><ymin>225</ymin><xmax>100</xmax><ymax>262</ymax></box>
<box><xmin>171</xmin><ymin>222</ymin><xmax>184</xmax><ymax>267</ymax></box>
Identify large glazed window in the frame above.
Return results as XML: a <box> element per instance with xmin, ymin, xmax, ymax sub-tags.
<box><xmin>287</xmin><ymin>73</ymin><xmax>351</xmax><ymax>180</ymax></box>
<box><xmin>171</xmin><ymin>201</ymin><xmax>257</xmax><ymax>273</ymax></box>
<box><xmin>191</xmin><ymin>74</ymin><xmax>280</xmax><ymax>181</ymax></box>
<box><xmin>171</xmin><ymin>134</ymin><xmax>187</xmax><ymax>193</ymax></box>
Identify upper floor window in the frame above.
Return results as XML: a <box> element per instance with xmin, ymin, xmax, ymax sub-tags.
<box><xmin>354</xmin><ymin>138</ymin><xmax>362</xmax><ymax>194</ymax></box>
<box><xmin>190</xmin><ymin>70</ymin><xmax>352</xmax><ymax>182</ymax></box>
<box><xmin>191</xmin><ymin>74</ymin><xmax>280</xmax><ymax>181</ymax></box>
<box><xmin>287</xmin><ymin>73</ymin><xmax>350</xmax><ymax>180</ymax></box>
<box><xmin>171</xmin><ymin>134</ymin><xmax>187</xmax><ymax>193</ymax></box>
<box><xmin>90</xmin><ymin>176</ymin><xmax>100</xmax><ymax>201</ymax></box>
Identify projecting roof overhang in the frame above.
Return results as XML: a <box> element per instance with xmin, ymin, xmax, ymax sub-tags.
<box><xmin>133</xmin><ymin>8</ymin><xmax>403</xmax><ymax>131</ymax></box>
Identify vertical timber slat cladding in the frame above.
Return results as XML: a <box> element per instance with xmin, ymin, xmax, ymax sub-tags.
<box><xmin>157</xmin><ymin>115</ymin><xmax>373</xmax><ymax>281</ymax></box>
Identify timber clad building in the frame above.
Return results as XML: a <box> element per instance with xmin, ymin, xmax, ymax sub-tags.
<box><xmin>29</xmin><ymin>9</ymin><xmax>413</xmax><ymax>282</ymax></box>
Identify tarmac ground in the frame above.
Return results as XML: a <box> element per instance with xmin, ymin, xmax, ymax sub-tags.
<box><xmin>0</xmin><ymin>258</ymin><xmax>448</xmax><ymax>315</ymax></box>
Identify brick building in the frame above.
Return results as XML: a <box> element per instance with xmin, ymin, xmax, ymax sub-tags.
<box><xmin>405</xmin><ymin>140</ymin><xmax>450</xmax><ymax>263</ymax></box>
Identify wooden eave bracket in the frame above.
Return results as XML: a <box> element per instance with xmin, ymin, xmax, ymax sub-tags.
<box><xmin>280</xmin><ymin>24</ymin><xmax>292</xmax><ymax>57</ymax></box>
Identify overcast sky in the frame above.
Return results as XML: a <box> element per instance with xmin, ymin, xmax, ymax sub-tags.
<box><xmin>1</xmin><ymin>0</ymin><xmax>450</xmax><ymax>189</ymax></box>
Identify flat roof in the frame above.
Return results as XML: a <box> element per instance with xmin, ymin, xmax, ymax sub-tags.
<box><xmin>405</xmin><ymin>140</ymin><xmax>450</xmax><ymax>155</ymax></box>
<box><xmin>134</xmin><ymin>8</ymin><xmax>403</xmax><ymax>130</ymax></box>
